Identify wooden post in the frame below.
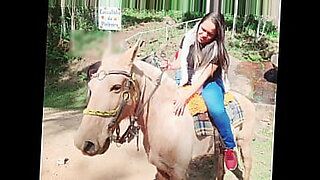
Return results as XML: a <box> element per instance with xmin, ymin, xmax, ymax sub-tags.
<box><xmin>185</xmin><ymin>22</ymin><xmax>188</xmax><ymax>33</ymax></box>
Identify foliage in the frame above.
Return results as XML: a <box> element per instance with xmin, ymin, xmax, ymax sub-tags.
<box><xmin>223</xmin><ymin>13</ymin><xmax>279</xmax><ymax>62</ymax></box>
<box><xmin>181</xmin><ymin>11</ymin><xmax>205</xmax><ymax>22</ymax></box>
<box><xmin>46</xmin><ymin>23</ymin><xmax>74</xmax><ymax>76</ymax></box>
<box><xmin>44</xmin><ymin>79</ymin><xmax>87</xmax><ymax>109</ymax></box>
<box><xmin>120</xmin><ymin>0</ymin><xmax>206</xmax><ymax>13</ymax></box>
<box><xmin>122</xmin><ymin>8</ymin><xmax>168</xmax><ymax>28</ymax></box>
<box><xmin>46</xmin><ymin>6</ymin><xmax>100</xmax><ymax>77</ymax></box>
<box><xmin>224</xmin><ymin>14</ymin><xmax>278</xmax><ymax>37</ymax></box>
<box><xmin>226</xmin><ymin>32</ymin><xmax>279</xmax><ymax>62</ymax></box>
<box><xmin>122</xmin><ymin>8</ymin><xmax>202</xmax><ymax>28</ymax></box>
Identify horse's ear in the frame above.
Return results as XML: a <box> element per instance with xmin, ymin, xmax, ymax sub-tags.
<box><xmin>126</xmin><ymin>39</ymin><xmax>145</xmax><ymax>62</ymax></box>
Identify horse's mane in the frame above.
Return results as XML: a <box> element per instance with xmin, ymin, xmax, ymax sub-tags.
<box><xmin>133</xmin><ymin>60</ymin><xmax>177</xmax><ymax>90</ymax></box>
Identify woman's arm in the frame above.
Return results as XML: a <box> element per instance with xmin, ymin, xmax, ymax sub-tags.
<box><xmin>169</xmin><ymin>50</ymin><xmax>182</xmax><ymax>70</ymax></box>
<box><xmin>173</xmin><ymin>63</ymin><xmax>218</xmax><ymax>116</ymax></box>
<box><xmin>161</xmin><ymin>49</ymin><xmax>182</xmax><ymax>70</ymax></box>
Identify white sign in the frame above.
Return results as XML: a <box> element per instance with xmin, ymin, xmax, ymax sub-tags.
<box><xmin>98</xmin><ymin>7</ymin><xmax>122</xmax><ymax>31</ymax></box>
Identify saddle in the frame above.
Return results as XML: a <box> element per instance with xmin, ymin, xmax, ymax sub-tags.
<box><xmin>183</xmin><ymin>86</ymin><xmax>244</xmax><ymax>137</ymax></box>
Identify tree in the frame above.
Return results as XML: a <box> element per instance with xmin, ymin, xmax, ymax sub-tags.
<box><xmin>231</xmin><ymin>0</ymin><xmax>238</xmax><ymax>38</ymax></box>
<box><xmin>61</xmin><ymin>0</ymin><xmax>66</xmax><ymax>39</ymax></box>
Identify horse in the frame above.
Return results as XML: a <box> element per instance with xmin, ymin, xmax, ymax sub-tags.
<box><xmin>74</xmin><ymin>41</ymin><xmax>256</xmax><ymax>180</ymax></box>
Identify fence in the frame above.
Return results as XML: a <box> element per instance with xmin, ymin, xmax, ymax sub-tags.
<box><xmin>124</xmin><ymin>18</ymin><xmax>201</xmax><ymax>42</ymax></box>
<box><xmin>122</xmin><ymin>17</ymin><xmax>202</xmax><ymax>60</ymax></box>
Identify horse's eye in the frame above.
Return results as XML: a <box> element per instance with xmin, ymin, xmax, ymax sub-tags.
<box><xmin>110</xmin><ymin>84</ymin><xmax>122</xmax><ymax>93</ymax></box>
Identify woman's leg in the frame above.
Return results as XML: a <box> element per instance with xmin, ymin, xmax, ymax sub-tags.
<box><xmin>201</xmin><ymin>79</ymin><xmax>236</xmax><ymax>149</ymax></box>
<box><xmin>202</xmin><ymin>79</ymin><xmax>238</xmax><ymax>170</ymax></box>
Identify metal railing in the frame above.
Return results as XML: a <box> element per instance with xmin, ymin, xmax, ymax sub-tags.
<box><xmin>124</xmin><ymin>18</ymin><xmax>202</xmax><ymax>43</ymax></box>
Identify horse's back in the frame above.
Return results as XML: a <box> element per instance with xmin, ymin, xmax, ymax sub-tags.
<box><xmin>229</xmin><ymin>90</ymin><xmax>256</xmax><ymax>143</ymax></box>
<box><xmin>230</xmin><ymin>91</ymin><xmax>256</xmax><ymax>128</ymax></box>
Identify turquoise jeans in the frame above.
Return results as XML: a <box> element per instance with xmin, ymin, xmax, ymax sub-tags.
<box><xmin>175</xmin><ymin>70</ymin><xmax>182</xmax><ymax>86</ymax></box>
<box><xmin>201</xmin><ymin>78</ymin><xmax>236</xmax><ymax>149</ymax></box>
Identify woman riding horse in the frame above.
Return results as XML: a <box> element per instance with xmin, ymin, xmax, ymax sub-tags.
<box><xmin>161</xmin><ymin>12</ymin><xmax>238</xmax><ymax>170</ymax></box>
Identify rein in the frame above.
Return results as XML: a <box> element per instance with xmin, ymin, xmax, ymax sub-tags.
<box><xmin>82</xmin><ymin>67</ymin><xmax>165</xmax><ymax>151</ymax></box>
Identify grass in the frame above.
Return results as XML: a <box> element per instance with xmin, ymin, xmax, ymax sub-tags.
<box><xmin>224</xmin><ymin>124</ymin><xmax>273</xmax><ymax>180</ymax></box>
<box><xmin>44</xmin><ymin>79</ymin><xmax>87</xmax><ymax>109</ymax></box>
<box><xmin>251</xmin><ymin>125</ymin><xmax>273</xmax><ymax>180</ymax></box>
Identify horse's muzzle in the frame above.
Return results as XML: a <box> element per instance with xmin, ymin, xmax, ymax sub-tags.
<box><xmin>82</xmin><ymin>138</ymin><xmax>111</xmax><ymax>156</ymax></box>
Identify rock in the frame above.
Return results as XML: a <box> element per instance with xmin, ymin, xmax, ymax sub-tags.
<box><xmin>56</xmin><ymin>157</ymin><xmax>69</xmax><ymax>166</ymax></box>
<box><xmin>264</xmin><ymin>68</ymin><xmax>277</xmax><ymax>83</ymax></box>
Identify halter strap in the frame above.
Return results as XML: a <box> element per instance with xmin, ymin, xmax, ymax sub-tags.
<box><xmin>91</xmin><ymin>70</ymin><xmax>132</xmax><ymax>81</ymax></box>
<box><xmin>82</xmin><ymin>67</ymin><xmax>165</xmax><ymax>150</ymax></box>
<box><xmin>83</xmin><ymin>107</ymin><xmax>119</xmax><ymax>117</ymax></box>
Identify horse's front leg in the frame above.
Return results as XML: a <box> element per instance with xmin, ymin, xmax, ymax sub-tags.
<box><xmin>215</xmin><ymin>153</ymin><xmax>225</xmax><ymax>180</ymax></box>
<box><xmin>230</xmin><ymin>166</ymin><xmax>244</xmax><ymax>180</ymax></box>
<box><xmin>238</xmin><ymin>139</ymin><xmax>252</xmax><ymax>180</ymax></box>
<box><xmin>155</xmin><ymin>168</ymin><xmax>187</xmax><ymax>180</ymax></box>
<box><xmin>155</xmin><ymin>168</ymin><xmax>170</xmax><ymax>180</ymax></box>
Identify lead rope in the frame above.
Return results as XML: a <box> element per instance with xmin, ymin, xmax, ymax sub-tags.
<box><xmin>132</xmin><ymin>70</ymin><xmax>165</xmax><ymax>151</ymax></box>
<box><xmin>134</xmin><ymin>70</ymin><xmax>165</xmax><ymax>118</ymax></box>
<box><xmin>113</xmin><ymin>70</ymin><xmax>165</xmax><ymax>151</ymax></box>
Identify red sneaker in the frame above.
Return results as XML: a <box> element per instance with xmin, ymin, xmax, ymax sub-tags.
<box><xmin>224</xmin><ymin>149</ymin><xmax>238</xmax><ymax>170</ymax></box>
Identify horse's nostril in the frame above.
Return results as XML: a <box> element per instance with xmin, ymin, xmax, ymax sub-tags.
<box><xmin>83</xmin><ymin>141</ymin><xmax>95</xmax><ymax>154</ymax></box>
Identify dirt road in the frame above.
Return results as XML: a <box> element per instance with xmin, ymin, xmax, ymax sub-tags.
<box><xmin>40</xmin><ymin>104</ymin><xmax>274</xmax><ymax>180</ymax></box>
<box><xmin>40</xmin><ymin>108</ymin><xmax>156</xmax><ymax>180</ymax></box>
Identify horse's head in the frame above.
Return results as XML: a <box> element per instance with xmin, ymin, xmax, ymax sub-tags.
<box><xmin>74</xmin><ymin>41</ymin><xmax>143</xmax><ymax>156</ymax></box>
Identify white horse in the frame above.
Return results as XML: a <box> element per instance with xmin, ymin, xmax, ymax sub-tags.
<box><xmin>74</xmin><ymin>41</ymin><xmax>256</xmax><ymax>180</ymax></box>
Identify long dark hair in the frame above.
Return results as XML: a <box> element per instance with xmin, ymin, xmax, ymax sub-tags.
<box><xmin>193</xmin><ymin>12</ymin><xmax>230</xmax><ymax>72</ymax></box>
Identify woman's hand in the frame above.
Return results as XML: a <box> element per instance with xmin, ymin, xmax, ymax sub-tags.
<box><xmin>160</xmin><ymin>58</ymin><xmax>170</xmax><ymax>70</ymax></box>
<box><xmin>173</xmin><ymin>89</ymin><xmax>189</xmax><ymax>116</ymax></box>
<box><xmin>160</xmin><ymin>58</ymin><xmax>181</xmax><ymax>71</ymax></box>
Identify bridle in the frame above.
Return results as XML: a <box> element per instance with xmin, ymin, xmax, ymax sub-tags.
<box><xmin>82</xmin><ymin>67</ymin><xmax>165</xmax><ymax>150</ymax></box>
<box><xmin>83</xmin><ymin>69</ymin><xmax>136</xmax><ymax>120</ymax></box>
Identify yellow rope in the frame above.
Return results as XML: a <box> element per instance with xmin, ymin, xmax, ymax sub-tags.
<box><xmin>83</xmin><ymin>106</ymin><xmax>119</xmax><ymax>117</ymax></box>
<box><xmin>83</xmin><ymin>72</ymin><xmax>136</xmax><ymax>117</ymax></box>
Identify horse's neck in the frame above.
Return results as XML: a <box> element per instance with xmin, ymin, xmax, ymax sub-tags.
<box><xmin>133</xmin><ymin>61</ymin><xmax>176</xmax><ymax>118</ymax></box>
<box><xmin>133</xmin><ymin>61</ymin><xmax>178</xmax><ymax>98</ymax></box>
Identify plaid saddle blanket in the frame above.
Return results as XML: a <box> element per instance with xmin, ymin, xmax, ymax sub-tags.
<box><xmin>189</xmin><ymin>92</ymin><xmax>244</xmax><ymax>137</ymax></box>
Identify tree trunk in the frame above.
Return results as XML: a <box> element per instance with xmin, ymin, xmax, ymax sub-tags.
<box><xmin>94</xmin><ymin>0</ymin><xmax>98</xmax><ymax>27</ymax></box>
<box><xmin>71</xmin><ymin>0</ymin><xmax>76</xmax><ymax>31</ymax></box>
<box><xmin>231</xmin><ymin>0</ymin><xmax>239</xmax><ymax>39</ymax></box>
<box><xmin>60</xmin><ymin>0</ymin><xmax>66</xmax><ymax>39</ymax></box>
